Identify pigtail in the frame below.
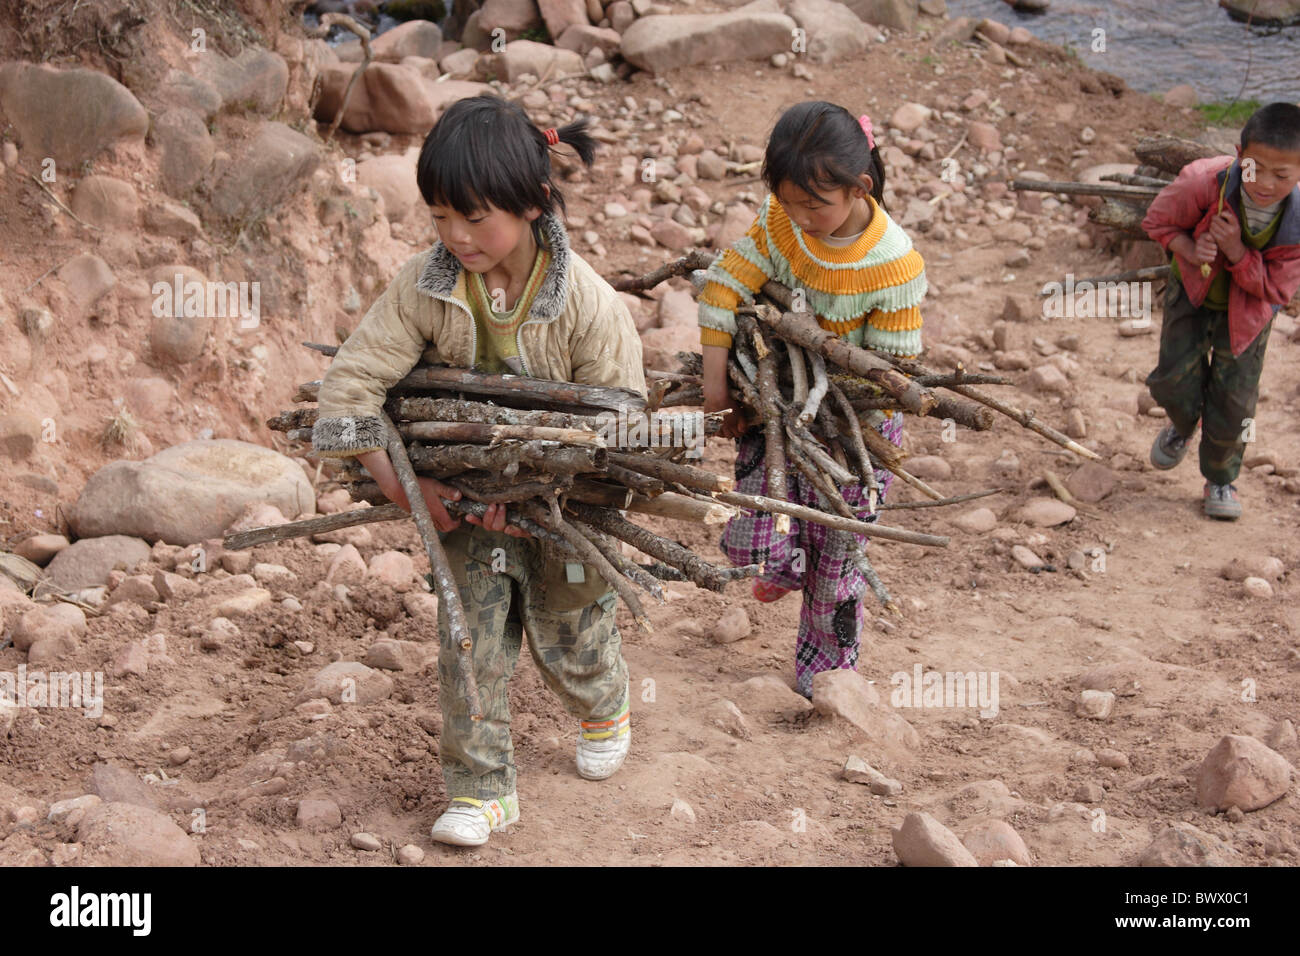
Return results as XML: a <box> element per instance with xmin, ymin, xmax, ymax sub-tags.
<box><xmin>868</xmin><ymin>144</ymin><xmax>887</xmax><ymax>210</ymax></box>
<box><xmin>553</xmin><ymin>116</ymin><xmax>597</xmax><ymax>167</ymax></box>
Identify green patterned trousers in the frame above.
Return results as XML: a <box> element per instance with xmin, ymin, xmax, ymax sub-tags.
<box><xmin>1146</xmin><ymin>276</ymin><xmax>1273</xmax><ymax>485</ymax></box>
<box><xmin>435</xmin><ymin>523</ymin><xmax>628</xmax><ymax>799</ymax></box>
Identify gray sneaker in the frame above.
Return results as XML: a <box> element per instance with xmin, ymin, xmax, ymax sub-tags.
<box><xmin>1203</xmin><ymin>482</ymin><xmax>1242</xmax><ymax>520</ymax></box>
<box><xmin>1150</xmin><ymin>423</ymin><xmax>1193</xmax><ymax>470</ymax></box>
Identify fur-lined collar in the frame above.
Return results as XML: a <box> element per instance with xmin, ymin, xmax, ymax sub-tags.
<box><xmin>415</xmin><ymin>212</ymin><xmax>572</xmax><ymax>320</ymax></box>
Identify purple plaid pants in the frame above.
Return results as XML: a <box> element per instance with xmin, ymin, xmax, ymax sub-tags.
<box><xmin>720</xmin><ymin>413</ymin><xmax>903</xmax><ymax>698</ymax></box>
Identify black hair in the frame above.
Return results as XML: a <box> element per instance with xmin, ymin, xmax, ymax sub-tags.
<box><xmin>416</xmin><ymin>95</ymin><xmax>596</xmax><ymax>236</ymax></box>
<box><xmin>762</xmin><ymin>101</ymin><xmax>887</xmax><ymax>210</ymax></box>
<box><xmin>1240</xmin><ymin>102</ymin><xmax>1300</xmax><ymax>155</ymax></box>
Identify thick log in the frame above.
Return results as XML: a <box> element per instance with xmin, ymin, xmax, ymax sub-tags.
<box><xmin>401</xmin><ymin>420</ymin><xmax>604</xmax><ymax>447</ymax></box>
<box><xmin>565</xmin><ymin>502</ymin><xmax>738</xmax><ymax>592</ymax></box>
<box><xmin>1132</xmin><ymin>135</ymin><xmax>1218</xmax><ymax>177</ymax></box>
<box><xmin>300</xmin><ymin>347</ymin><xmax>645</xmax><ymax>413</ymax></box>
<box><xmin>268</xmin><ymin>407</ymin><xmax>317</xmax><ymax>431</ymax></box>
<box><xmin>607</xmin><ymin>451</ymin><xmax>734</xmax><ymax>493</ymax></box>
<box><xmin>388</xmin><ymin>396</ymin><xmax>601</xmax><ymax>430</ymax></box>
<box><xmin>407</xmin><ymin>441</ymin><xmax>606</xmax><ymax>476</ymax></box>
<box><xmin>1092</xmin><ymin>198</ymin><xmax>1148</xmax><ymax>234</ymax></box>
<box><xmin>605</xmin><ymin>462</ymin><xmax>666</xmax><ymax>496</ymax></box>
<box><xmin>659</xmin><ymin>385</ymin><xmax>704</xmax><ymax>408</ymax></box>
<box><xmin>747</xmin><ymin>318</ymin><xmax>789</xmax><ymax>502</ymax></box>
<box><xmin>452</xmin><ymin>472</ymin><xmax>570</xmax><ymax>504</ymax></box>
<box><xmin>713</xmin><ymin>490</ymin><xmax>949</xmax><ymax>547</ymax></box>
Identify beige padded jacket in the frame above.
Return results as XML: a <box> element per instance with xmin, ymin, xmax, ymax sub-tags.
<box><xmin>312</xmin><ymin>214</ymin><xmax>647</xmax><ymax>456</ymax></box>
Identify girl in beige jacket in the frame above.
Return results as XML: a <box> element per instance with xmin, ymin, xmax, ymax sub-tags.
<box><xmin>312</xmin><ymin>95</ymin><xmax>646</xmax><ymax>848</ymax></box>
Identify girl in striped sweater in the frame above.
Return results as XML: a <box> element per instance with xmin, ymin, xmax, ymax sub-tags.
<box><xmin>698</xmin><ymin>101</ymin><xmax>926</xmax><ymax>698</ymax></box>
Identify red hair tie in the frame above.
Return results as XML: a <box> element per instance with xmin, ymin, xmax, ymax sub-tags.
<box><xmin>544</xmin><ymin>127</ymin><xmax>559</xmax><ymax>146</ymax></box>
<box><xmin>859</xmin><ymin>114</ymin><xmax>875</xmax><ymax>151</ymax></box>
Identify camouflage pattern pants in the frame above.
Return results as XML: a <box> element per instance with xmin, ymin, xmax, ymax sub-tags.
<box><xmin>1146</xmin><ymin>276</ymin><xmax>1273</xmax><ymax>485</ymax></box>
<box><xmin>436</xmin><ymin>524</ymin><xmax>628</xmax><ymax>799</ymax></box>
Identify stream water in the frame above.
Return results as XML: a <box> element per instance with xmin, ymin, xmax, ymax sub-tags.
<box><xmin>946</xmin><ymin>0</ymin><xmax>1300</xmax><ymax>104</ymax></box>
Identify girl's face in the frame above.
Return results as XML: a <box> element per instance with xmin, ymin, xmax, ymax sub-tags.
<box><xmin>430</xmin><ymin>200</ymin><xmax>541</xmax><ymax>273</ymax></box>
<box><xmin>774</xmin><ymin>175</ymin><xmax>872</xmax><ymax>239</ymax></box>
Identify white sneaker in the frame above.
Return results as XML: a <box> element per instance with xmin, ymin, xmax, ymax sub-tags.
<box><xmin>430</xmin><ymin>794</ymin><xmax>519</xmax><ymax>847</ymax></box>
<box><xmin>576</xmin><ymin>700</ymin><xmax>630</xmax><ymax>781</ymax></box>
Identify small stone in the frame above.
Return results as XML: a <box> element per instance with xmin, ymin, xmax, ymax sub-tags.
<box><xmin>1265</xmin><ymin>719</ymin><xmax>1296</xmax><ymax>752</ymax></box>
<box><xmin>1065</xmin><ymin>462</ymin><xmax>1116</xmax><ymax>503</ymax></box>
<box><xmin>396</xmin><ymin>843</ymin><xmax>425</xmax><ymax>865</ymax></box>
<box><xmin>1242</xmin><ymin>577</ymin><xmax>1273</xmax><ymax>599</ymax></box>
<box><xmin>212</xmin><ymin>587</ymin><xmax>272</xmax><ymax>617</ymax></box>
<box><xmin>168</xmin><ymin>746</ymin><xmax>192</xmax><ymax>766</ymax></box>
<box><xmin>1015</xmin><ymin>498</ymin><xmax>1076</xmax><ymax>527</ymax></box>
<box><xmin>350</xmin><ymin>831</ymin><xmax>382</xmax><ymax>851</ymax></box>
<box><xmin>327</xmin><ymin>544</ymin><xmax>368</xmax><ymax>586</ymax></box>
<box><xmin>107</xmin><ymin>575</ymin><xmax>160</xmax><ymax>608</ymax></box>
<box><xmin>1096</xmin><ymin>748</ymin><xmax>1129</xmax><ymax>769</ymax></box>
<box><xmin>893</xmin><ymin>812</ymin><xmax>979</xmax><ymax>867</ymax></box>
<box><xmin>48</xmin><ymin>794</ymin><xmax>102</xmax><ymax>824</ymax></box>
<box><xmin>1080</xmin><ymin>126</ymin><xmax>1096</xmax><ymax>144</ymax></box>
<box><xmin>905</xmin><ymin>455</ymin><xmax>952</xmax><ymax>480</ymax></box>
<box><xmin>890</xmin><ymin>102</ymin><xmax>930</xmax><ymax>134</ymax></box>
<box><xmin>1028</xmin><ymin>364</ymin><xmax>1071</xmax><ymax>394</ymax></box>
<box><xmin>110</xmin><ymin>641</ymin><xmax>150</xmax><ymax>678</ymax></box>
<box><xmin>1078</xmin><ymin>689</ymin><xmax>1115</xmax><ymax>719</ymax></box>
<box><xmin>669</xmin><ymin>797</ymin><xmax>696</xmax><ymax>824</ymax></box>
<box><xmin>1011</xmin><ymin>545</ymin><xmax>1045</xmax><ymax>570</ymax></box>
<box><xmin>710</xmin><ymin>606</ymin><xmax>750</xmax><ymax>644</ymax></box>
<box><xmin>367</xmin><ymin>550</ymin><xmax>415</xmax><ymax>591</ymax></box>
<box><xmin>153</xmin><ymin>570</ymin><xmax>200</xmax><ymax>602</ymax></box>
<box><xmin>1073</xmin><ymin>781</ymin><xmax>1105</xmax><ymax>802</ymax></box>
<box><xmin>14</xmin><ymin>534</ymin><xmax>69</xmax><ymax>565</ymax></box>
<box><xmin>952</xmin><ymin>507</ymin><xmax>997</xmax><ymax>534</ymax></box>
<box><xmin>1066</xmin><ymin>550</ymin><xmax>1086</xmax><ymax>571</ymax></box>
<box><xmin>709</xmin><ymin>699</ymin><xmax>752</xmax><ymax>740</ymax></box>
<box><xmin>252</xmin><ymin>562</ymin><xmax>297</xmax><ymax>588</ymax></box>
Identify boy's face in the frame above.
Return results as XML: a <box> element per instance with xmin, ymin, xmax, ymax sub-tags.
<box><xmin>430</xmin><ymin>201</ymin><xmax>541</xmax><ymax>273</ymax></box>
<box><xmin>774</xmin><ymin>179</ymin><xmax>868</xmax><ymax>239</ymax></box>
<box><xmin>1239</xmin><ymin>143</ymin><xmax>1300</xmax><ymax>207</ymax></box>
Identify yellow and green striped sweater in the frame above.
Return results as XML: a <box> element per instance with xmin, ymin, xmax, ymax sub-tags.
<box><xmin>698</xmin><ymin>194</ymin><xmax>926</xmax><ymax>357</ymax></box>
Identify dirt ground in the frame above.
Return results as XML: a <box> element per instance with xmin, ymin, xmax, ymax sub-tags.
<box><xmin>1</xmin><ymin>3</ymin><xmax>1297</xmax><ymax>866</ymax></box>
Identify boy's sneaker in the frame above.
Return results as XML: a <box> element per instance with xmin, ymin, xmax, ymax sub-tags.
<box><xmin>576</xmin><ymin>699</ymin><xmax>630</xmax><ymax>780</ymax></box>
<box><xmin>430</xmin><ymin>793</ymin><xmax>519</xmax><ymax>847</ymax></box>
<box><xmin>752</xmin><ymin>578</ymin><xmax>794</xmax><ymax>603</ymax></box>
<box><xmin>1203</xmin><ymin>482</ymin><xmax>1242</xmax><ymax>520</ymax></box>
<box><xmin>1150</xmin><ymin>422</ymin><xmax>1194</xmax><ymax>470</ymax></box>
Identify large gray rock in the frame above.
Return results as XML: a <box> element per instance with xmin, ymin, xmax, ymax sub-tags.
<box><xmin>69</xmin><ymin>440</ymin><xmax>316</xmax><ymax>545</ymax></box>
<box><xmin>146</xmin><ymin>265</ymin><xmax>212</xmax><ymax>365</ymax></box>
<box><xmin>356</xmin><ymin>154</ymin><xmax>422</xmax><ymax>222</ymax></box>
<box><xmin>195</xmin><ymin>47</ymin><xmax>289</xmax><ymax>114</ymax></box>
<box><xmin>313</xmin><ymin>63</ymin><xmax>435</xmax><ymax>135</ymax></box>
<box><xmin>621</xmin><ymin>10</ymin><xmax>799</xmax><ymax>73</ymax></box>
<box><xmin>151</xmin><ymin>108</ymin><xmax>214</xmax><ymax>197</ymax></box>
<box><xmin>371</xmin><ymin>19</ymin><xmax>444</xmax><ymax>61</ymax></box>
<box><xmin>44</xmin><ymin>535</ymin><xmax>152</xmax><ymax>589</ymax></box>
<box><xmin>209</xmin><ymin>122</ymin><xmax>320</xmax><ymax>223</ymax></box>
<box><xmin>788</xmin><ymin>0</ymin><xmax>879</xmax><ymax>62</ymax></box>
<box><xmin>498</xmin><ymin>40</ymin><xmax>584</xmax><ymax>82</ymax></box>
<box><xmin>0</xmin><ymin>63</ymin><xmax>148</xmax><ymax>167</ymax></box>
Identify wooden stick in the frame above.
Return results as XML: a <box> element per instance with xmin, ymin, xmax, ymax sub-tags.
<box><xmin>568</xmin><ymin>478</ymin><xmax>634</xmax><ymax>509</ymax></box>
<box><xmin>1043</xmin><ymin>469</ymin><xmax>1100</xmax><ymax>518</ymax></box>
<box><xmin>880</xmin><ymin>461</ymin><xmax>945</xmax><ymax>501</ymax></box>
<box><xmin>605</xmin><ymin>462</ymin><xmax>666</xmax><ymax>496</ymax></box>
<box><xmin>608</xmin><ymin>250</ymin><xmax>714</xmax><ymax>293</ymax></box>
<box><xmin>786</xmin><ymin>440</ymin><xmax>857</xmax><ymax>520</ymax></box>
<box><xmin>1101</xmin><ymin>172</ymin><xmax>1173</xmax><ymax>188</ymax></box>
<box><xmin>829</xmin><ymin>382</ymin><xmax>878</xmax><ymax>507</ymax></box>
<box><xmin>223</xmin><ymin>502</ymin><xmax>407</xmax><ymax>549</ymax></box>
<box><xmin>713</xmin><ymin>490</ymin><xmax>949</xmax><ymax>547</ymax></box>
<box><xmin>607</xmin><ymin>451</ymin><xmax>733</xmax><ymax>493</ymax></box>
<box><xmin>402</xmin><ymin>420</ymin><xmax>604</xmax><ymax>447</ymax></box>
<box><xmin>754</xmin><ymin>304</ymin><xmax>938</xmax><ymax>416</ymax></box>
<box><xmin>943</xmin><ymin>384</ymin><xmax>1101</xmax><ymax>461</ymax></box>
<box><xmin>638</xmin><ymin>562</ymin><xmax>761</xmax><ymax>583</ymax></box>
<box><xmin>626</xmin><ymin>491</ymin><xmax>734</xmax><ymax>525</ymax></box>
<box><xmin>527</xmin><ymin>498</ymin><xmax>652</xmax><ymax>633</ymax></box>
<box><xmin>380</xmin><ymin>412</ymin><xmax>481</xmax><ymax>720</ymax></box>
<box><xmin>317</xmin><ymin>13</ymin><xmax>372</xmax><ymax>143</ymax></box>
<box><xmin>1008</xmin><ymin>178</ymin><xmax>1162</xmax><ymax>200</ymax></box>
<box><xmin>848</xmin><ymin>540</ymin><xmax>897</xmax><ymax>614</ymax></box>
<box><xmin>798</xmin><ymin>350</ymin><xmax>829</xmax><ymax>427</ymax></box>
<box><xmin>408</xmin><ymin>441</ymin><xmax>606</xmax><ymax>477</ymax></box>
<box><xmin>565</xmin><ymin>502</ymin><xmax>739</xmax><ymax>592</ymax></box>
<box><xmin>788</xmin><ymin>342</ymin><xmax>809</xmax><ymax>406</ymax></box>
<box><xmin>877</xmin><ymin>488</ymin><xmax>1006</xmax><ymax>510</ymax></box>
<box><xmin>388</xmin><ymin>396</ymin><xmax>601</xmax><ymax>430</ymax></box>
<box><xmin>567</xmin><ymin>517</ymin><xmax>665</xmax><ymax>604</ymax></box>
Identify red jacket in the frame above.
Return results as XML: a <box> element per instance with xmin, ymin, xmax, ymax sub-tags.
<box><xmin>1141</xmin><ymin>155</ymin><xmax>1300</xmax><ymax>355</ymax></box>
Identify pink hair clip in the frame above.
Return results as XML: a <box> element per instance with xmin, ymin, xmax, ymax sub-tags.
<box><xmin>859</xmin><ymin>114</ymin><xmax>875</xmax><ymax>150</ymax></box>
